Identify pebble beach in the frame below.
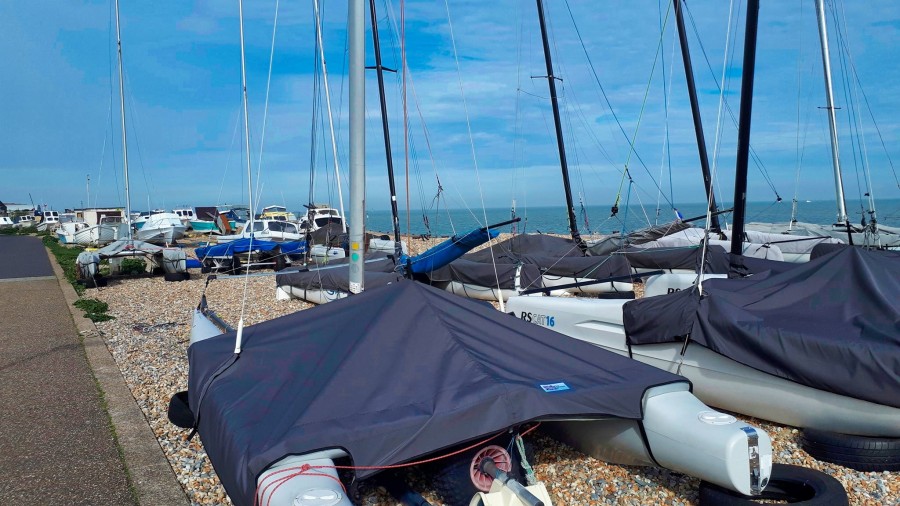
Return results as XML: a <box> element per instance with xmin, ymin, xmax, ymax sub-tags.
<box><xmin>85</xmin><ymin>235</ymin><xmax>899</xmax><ymax>506</ymax></box>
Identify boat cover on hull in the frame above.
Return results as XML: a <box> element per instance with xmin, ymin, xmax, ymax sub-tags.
<box><xmin>188</xmin><ymin>281</ymin><xmax>686</xmax><ymax>506</ymax></box>
<box><xmin>195</xmin><ymin>238</ymin><xmax>281</xmax><ymax>259</ymax></box>
<box><xmin>400</xmin><ymin>226</ymin><xmax>499</xmax><ymax>274</ymax></box>
<box><xmin>623</xmin><ymin>246</ymin><xmax>900</xmax><ymax>408</ymax></box>
<box><xmin>424</xmin><ymin>258</ymin><xmax>543</xmax><ymax>291</ymax></box>
<box><xmin>274</xmin><ymin>255</ymin><xmax>401</xmax><ymax>292</ymax></box>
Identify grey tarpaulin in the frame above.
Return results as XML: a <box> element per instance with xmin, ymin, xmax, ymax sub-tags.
<box><xmin>189</xmin><ymin>281</ymin><xmax>686</xmax><ymax>506</ymax></box>
<box><xmin>624</xmin><ymin>246</ymin><xmax>899</xmax><ymax>409</ymax></box>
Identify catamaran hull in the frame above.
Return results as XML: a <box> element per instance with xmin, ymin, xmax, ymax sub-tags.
<box><xmin>249</xmin><ymin>383</ymin><xmax>769</xmax><ymax>505</ymax></box>
<box><xmin>507</xmin><ymin>292</ymin><xmax>900</xmax><ymax>437</ymax></box>
<box><xmin>276</xmin><ymin>285</ymin><xmax>348</xmax><ymax>305</ymax></box>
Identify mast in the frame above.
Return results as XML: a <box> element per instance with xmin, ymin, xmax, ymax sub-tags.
<box><xmin>535</xmin><ymin>0</ymin><xmax>586</xmax><ymax>252</ymax></box>
<box><xmin>729</xmin><ymin>0</ymin><xmax>760</xmax><ymax>257</ymax></box>
<box><xmin>347</xmin><ymin>0</ymin><xmax>365</xmax><ymax>293</ymax></box>
<box><xmin>367</xmin><ymin>0</ymin><xmax>403</xmax><ymax>261</ymax></box>
<box><xmin>814</xmin><ymin>0</ymin><xmax>850</xmax><ymax>229</ymax></box>
<box><xmin>238</xmin><ymin>0</ymin><xmax>255</xmax><ymax>234</ymax></box>
<box><xmin>673</xmin><ymin>0</ymin><xmax>720</xmax><ymax>232</ymax></box>
<box><xmin>114</xmin><ymin>0</ymin><xmax>132</xmax><ymax>241</ymax></box>
<box><xmin>313</xmin><ymin>0</ymin><xmax>347</xmax><ymax>233</ymax></box>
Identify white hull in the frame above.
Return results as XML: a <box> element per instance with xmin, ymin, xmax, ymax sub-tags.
<box><xmin>276</xmin><ymin>285</ymin><xmax>348</xmax><ymax>305</ymax></box>
<box><xmin>507</xmin><ymin>282</ymin><xmax>900</xmax><ymax>437</ymax></box>
<box><xmin>63</xmin><ymin>224</ymin><xmax>117</xmax><ymax>246</ymax></box>
<box><xmin>540</xmin><ymin>275</ymin><xmax>633</xmax><ymax>295</ymax></box>
<box><xmin>442</xmin><ymin>281</ymin><xmax>519</xmax><ymax>302</ymax></box>
<box><xmin>137</xmin><ymin>224</ymin><xmax>186</xmax><ymax>244</ymax></box>
<box><xmin>251</xmin><ymin>383</ymin><xmax>770</xmax><ymax>505</ymax></box>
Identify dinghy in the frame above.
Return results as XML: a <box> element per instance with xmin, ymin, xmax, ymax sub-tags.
<box><xmin>508</xmin><ymin>246</ymin><xmax>900</xmax><ymax>437</ymax></box>
<box><xmin>177</xmin><ymin>281</ymin><xmax>772</xmax><ymax>506</ymax></box>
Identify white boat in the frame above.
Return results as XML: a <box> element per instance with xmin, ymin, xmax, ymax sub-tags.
<box><xmin>13</xmin><ymin>215</ymin><xmax>35</xmax><ymax>228</ymax></box>
<box><xmin>299</xmin><ymin>204</ymin><xmax>344</xmax><ymax>232</ymax></box>
<box><xmin>172</xmin><ymin>208</ymin><xmax>195</xmax><ymax>229</ymax></box>
<box><xmin>135</xmin><ymin>212</ymin><xmax>186</xmax><ymax>244</ymax></box>
<box><xmin>508</xmin><ymin>267</ymin><xmax>900</xmax><ymax>438</ymax></box>
<box><xmin>36</xmin><ymin>210</ymin><xmax>60</xmax><ymax>232</ymax></box>
<box><xmin>216</xmin><ymin>219</ymin><xmax>302</xmax><ymax>243</ymax></box>
<box><xmin>0</xmin><ymin>216</ymin><xmax>13</xmax><ymax>229</ymax></box>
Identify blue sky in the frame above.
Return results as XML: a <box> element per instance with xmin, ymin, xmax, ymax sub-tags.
<box><xmin>2</xmin><ymin>0</ymin><xmax>899</xmax><ymax>217</ymax></box>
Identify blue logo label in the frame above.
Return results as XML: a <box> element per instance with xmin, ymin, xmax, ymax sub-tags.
<box><xmin>539</xmin><ymin>382</ymin><xmax>570</xmax><ymax>393</ymax></box>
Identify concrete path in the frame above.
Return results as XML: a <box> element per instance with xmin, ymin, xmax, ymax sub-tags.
<box><xmin>0</xmin><ymin>235</ymin><xmax>186</xmax><ymax>505</ymax></box>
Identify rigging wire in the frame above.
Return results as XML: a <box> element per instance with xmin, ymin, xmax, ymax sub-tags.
<box><xmin>254</xmin><ymin>0</ymin><xmax>280</xmax><ymax>210</ymax></box>
<box><xmin>699</xmin><ymin>0</ymin><xmax>737</xmax><ymax>293</ymax></box>
<box><xmin>683</xmin><ymin>1</ymin><xmax>781</xmax><ymax>201</ymax></box>
<box><xmin>441</xmin><ymin>0</ymin><xmax>506</xmax><ymax>310</ymax></box>
<box><xmin>562</xmin><ymin>0</ymin><xmax>676</xmax><ymax>216</ymax></box>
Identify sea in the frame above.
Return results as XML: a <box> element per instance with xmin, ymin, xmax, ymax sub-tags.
<box><xmin>352</xmin><ymin>198</ymin><xmax>900</xmax><ymax>237</ymax></box>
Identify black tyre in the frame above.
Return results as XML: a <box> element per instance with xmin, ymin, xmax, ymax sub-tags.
<box><xmin>800</xmin><ymin>429</ymin><xmax>900</xmax><ymax>472</ymax></box>
<box><xmin>164</xmin><ymin>271</ymin><xmax>190</xmax><ymax>282</ymax></box>
<box><xmin>274</xmin><ymin>254</ymin><xmax>287</xmax><ymax>271</ymax></box>
<box><xmin>84</xmin><ymin>276</ymin><xmax>107</xmax><ymax>288</ymax></box>
<box><xmin>167</xmin><ymin>391</ymin><xmax>194</xmax><ymax>429</ymax></box>
<box><xmin>200</xmin><ymin>265</ymin><xmax>212</xmax><ymax>274</ymax></box>
<box><xmin>229</xmin><ymin>255</ymin><xmax>242</xmax><ymax>275</ymax></box>
<box><xmin>699</xmin><ymin>464</ymin><xmax>848</xmax><ymax>505</ymax></box>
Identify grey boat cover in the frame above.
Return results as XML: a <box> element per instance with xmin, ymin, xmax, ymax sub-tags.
<box><xmin>465</xmin><ymin>233</ymin><xmax>584</xmax><ymax>260</ymax></box>
<box><xmin>588</xmin><ymin>221</ymin><xmax>694</xmax><ymax>255</ymax></box>
<box><xmin>188</xmin><ymin>281</ymin><xmax>685</xmax><ymax>506</ymax></box>
<box><xmin>436</xmin><ymin>233</ymin><xmax>632</xmax><ymax>283</ymax></box>
<box><xmin>623</xmin><ymin>246</ymin><xmax>900</xmax><ymax>408</ymax></box>
<box><xmin>275</xmin><ymin>254</ymin><xmax>401</xmax><ymax>292</ymax></box>
<box><xmin>424</xmin><ymin>258</ymin><xmax>544</xmax><ymax>291</ymax></box>
<box><xmin>615</xmin><ymin>245</ymin><xmax>731</xmax><ymax>273</ymax></box>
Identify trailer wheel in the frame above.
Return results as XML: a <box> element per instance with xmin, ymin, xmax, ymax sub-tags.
<box><xmin>274</xmin><ymin>254</ymin><xmax>287</xmax><ymax>271</ymax></box>
<box><xmin>229</xmin><ymin>255</ymin><xmax>242</xmax><ymax>275</ymax></box>
<box><xmin>698</xmin><ymin>464</ymin><xmax>847</xmax><ymax>505</ymax></box>
<box><xmin>800</xmin><ymin>429</ymin><xmax>900</xmax><ymax>471</ymax></box>
<box><xmin>167</xmin><ymin>391</ymin><xmax>194</xmax><ymax>429</ymax></box>
<box><xmin>164</xmin><ymin>272</ymin><xmax>190</xmax><ymax>282</ymax></box>
<box><xmin>80</xmin><ymin>276</ymin><xmax>107</xmax><ymax>288</ymax></box>
<box><xmin>431</xmin><ymin>435</ymin><xmax>525</xmax><ymax>506</ymax></box>
<box><xmin>200</xmin><ymin>266</ymin><xmax>211</xmax><ymax>274</ymax></box>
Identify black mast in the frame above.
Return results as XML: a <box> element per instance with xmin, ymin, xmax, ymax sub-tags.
<box><xmin>368</xmin><ymin>0</ymin><xmax>403</xmax><ymax>262</ymax></box>
<box><xmin>730</xmin><ymin>0</ymin><xmax>760</xmax><ymax>257</ymax></box>
<box><xmin>535</xmin><ymin>0</ymin><xmax>586</xmax><ymax>253</ymax></box>
<box><xmin>673</xmin><ymin>0</ymin><xmax>721</xmax><ymax>232</ymax></box>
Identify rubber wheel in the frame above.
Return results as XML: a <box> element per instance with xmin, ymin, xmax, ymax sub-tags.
<box><xmin>200</xmin><ymin>266</ymin><xmax>212</xmax><ymax>274</ymax></box>
<box><xmin>274</xmin><ymin>254</ymin><xmax>287</xmax><ymax>271</ymax></box>
<box><xmin>800</xmin><ymin>429</ymin><xmax>900</xmax><ymax>471</ymax></box>
<box><xmin>83</xmin><ymin>276</ymin><xmax>107</xmax><ymax>288</ymax></box>
<box><xmin>228</xmin><ymin>255</ymin><xmax>242</xmax><ymax>275</ymax></box>
<box><xmin>167</xmin><ymin>391</ymin><xmax>194</xmax><ymax>429</ymax></box>
<box><xmin>698</xmin><ymin>464</ymin><xmax>848</xmax><ymax>505</ymax></box>
<box><xmin>430</xmin><ymin>434</ymin><xmax>527</xmax><ymax>506</ymax></box>
<box><xmin>164</xmin><ymin>272</ymin><xmax>190</xmax><ymax>282</ymax></box>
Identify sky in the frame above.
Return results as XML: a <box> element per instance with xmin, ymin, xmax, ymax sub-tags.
<box><xmin>2</xmin><ymin>0</ymin><xmax>899</xmax><ymax>217</ymax></box>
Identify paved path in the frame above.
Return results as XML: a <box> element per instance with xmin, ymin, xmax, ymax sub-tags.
<box><xmin>0</xmin><ymin>235</ymin><xmax>186</xmax><ymax>505</ymax></box>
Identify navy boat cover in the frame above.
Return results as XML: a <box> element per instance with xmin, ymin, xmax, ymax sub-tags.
<box><xmin>188</xmin><ymin>281</ymin><xmax>685</xmax><ymax>506</ymax></box>
<box><xmin>623</xmin><ymin>246</ymin><xmax>900</xmax><ymax>408</ymax></box>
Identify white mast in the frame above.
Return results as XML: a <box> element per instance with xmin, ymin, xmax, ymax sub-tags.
<box><xmin>347</xmin><ymin>0</ymin><xmax>365</xmax><ymax>293</ymax></box>
<box><xmin>114</xmin><ymin>0</ymin><xmax>132</xmax><ymax>240</ymax></box>
<box><xmin>238</xmin><ymin>0</ymin><xmax>255</xmax><ymax>233</ymax></box>
<box><xmin>313</xmin><ymin>0</ymin><xmax>348</xmax><ymax>233</ymax></box>
<box><xmin>814</xmin><ymin>0</ymin><xmax>849</xmax><ymax>226</ymax></box>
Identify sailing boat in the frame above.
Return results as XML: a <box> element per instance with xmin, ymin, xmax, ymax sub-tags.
<box><xmin>745</xmin><ymin>0</ymin><xmax>900</xmax><ymax>250</ymax></box>
<box><xmin>75</xmin><ymin>0</ymin><xmax>188</xmax><ymax>284</ymax></box>
<box><xmin>171</xmin><ymin>2</ymin><xmax>776</xmax><ymax>505</ymax></box>
<box><xmin>509</xmin><ymin>0</ymin><xmax>900</xmax><ymax>443</ymax></box>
